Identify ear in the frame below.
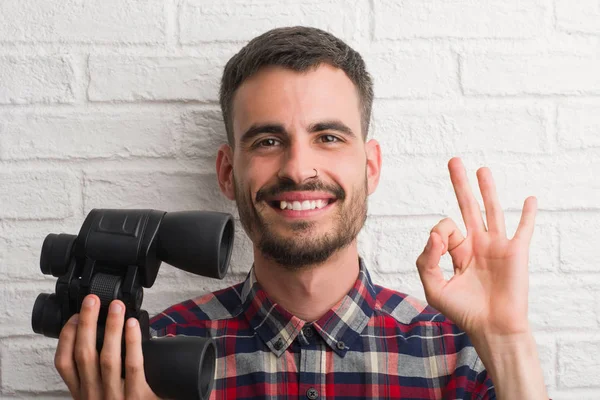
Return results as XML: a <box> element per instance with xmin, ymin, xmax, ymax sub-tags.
<box><xmin>216</xmin><ymin>144</ymin><xmax>236</xmax><ymax>201</ymax></box>
<box><xmin>365</xmin><ymin>139</ymin><xmax>382</xmax><ymax>195</ymax></box>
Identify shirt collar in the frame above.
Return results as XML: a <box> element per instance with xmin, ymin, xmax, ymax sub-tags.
<box><xmin>239</xmin><ymin>258</ymin><xmax>377</xmax><ymax>357</ymax></box>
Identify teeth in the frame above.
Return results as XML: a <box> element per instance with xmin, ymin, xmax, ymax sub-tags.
<box><xmin>277</xmin><ymin>199</ymin><xmax>329</xmax><ymax>211</ymax></box>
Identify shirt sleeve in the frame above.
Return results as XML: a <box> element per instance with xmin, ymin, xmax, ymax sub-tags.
<box><xmin>471</xmin><ymin>367</ymin><xmax>496</xmax><ymax>400</ymax></box>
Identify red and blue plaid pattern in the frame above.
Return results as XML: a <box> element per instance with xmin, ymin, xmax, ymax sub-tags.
<box><xmin>150</xmin><ymin>259</ymin><xmax>495</xmax><ymax>399</ymax></box>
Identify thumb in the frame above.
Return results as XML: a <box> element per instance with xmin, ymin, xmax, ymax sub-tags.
<box><xmin>416</xmin><ymin>232</ymin><xmax>446</xmax><ymax>307</ymax></box>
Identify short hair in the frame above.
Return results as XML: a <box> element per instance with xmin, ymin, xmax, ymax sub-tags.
<box><xmin>219</xmin><ymin>26</ymin><xmax>374</xmax><ymax>146</ymax></box>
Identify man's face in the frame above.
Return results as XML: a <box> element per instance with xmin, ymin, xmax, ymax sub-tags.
<box><xmin>221</xmin><ymin>64</ymin><xmax>380</xmax><ymax>269</ymax></box>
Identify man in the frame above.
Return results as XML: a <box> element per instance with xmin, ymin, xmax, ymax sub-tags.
<box><xmin>54</xmin><ymin>26</ymin><xmax>548</xmax><ymax>399</ymax></box>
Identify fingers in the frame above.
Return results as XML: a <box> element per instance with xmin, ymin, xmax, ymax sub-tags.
<box><xmin>476</xmin><ymin>167</ymin><xmax>506</xmax><ymax>236</ymax></box>
<box><xmin>417</xmin><ymin>218</ymin><xmax>469</xmax><ymax>307</ymax></box>
<box><xmin>415</xmin><ymin>232</ymin><xmax>447</xmax><ymax>307</ymax></box>
<box><xmin>123</xmin><ymin>318</ymin><xmax>150</xmax><ymax>398</ymax></box>
<box><xmin>74</xmin><ymin>295</ymin><xmax>103</xmax><ymax>400</ymax></box>
<box><xmin>430</xmin><ymin>217</ymin><xmax>466</xmax><ymax>255</ymax></box>
<box><xmin>55</xmin><ymin>314</ymin><xmax>81</xmax><ymax>399</ymax></box>
<box><xmin>448</xmin><ymin>157</ymin><xmax>486</xmax><ymax>234</ymax></box>
<box><xmin>100</xmin><ymin>300</ymin><xmax>126</xmax><ymax>399</ymax></box>
<box><xmin>514</xmin><ymin>196</ymin><xmax>537</xmax><ymax>244</ymax></box>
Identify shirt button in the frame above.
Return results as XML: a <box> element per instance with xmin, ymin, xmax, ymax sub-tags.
<box><xmin>273</xmin><ymin>338</ymin><xmax>283</xmax><ymax>350</ymax></box>
<box><xmin>302</xmin><ymin>325</ymin><xmax>314</xmax><ymax>338</ymax></box>
<box><xmin>336</xmin><ymin>341</ymin><xmax>345</xmax><ymax>350</ymax></box>
<box><xmin>306</xmin><ymin>388</ymin><xmax>319</xmax><ymax>399</ymax></box>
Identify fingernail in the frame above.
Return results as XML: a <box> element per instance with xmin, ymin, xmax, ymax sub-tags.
<box><xmin>127</xmin><ymin>318</ymin><xmax>137</xmax><ymax>328</ymax></box>
<box><xmin>70</xmin><ymin>314</ymin><xmax>79</xmax><ymax>325</ymax></box>
<box><xmin>83</xmin><ymin>296</ymin><xmax>96</xmax><ymax>308</ymax></box>
<box><xmin>109</xmin><ymin>302</ymin><xmax>122</xmax><ymax>314</ymax></box>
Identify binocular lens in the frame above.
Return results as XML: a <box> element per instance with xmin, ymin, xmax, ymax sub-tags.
<box><xmin>32</xmin><ymin>293</ymin><xmax>63</xmax><ymax>338</ymax></box>
<box><xmin>40</xmin><ymin>234</ymin><xmax>76</xmax><ymax>277</ymax></box>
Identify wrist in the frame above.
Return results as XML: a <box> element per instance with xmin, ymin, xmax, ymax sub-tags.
<box><xmin>470</xmin><ymin>328</ymin><xmax>548</xmax><ymax>400</ymax></box>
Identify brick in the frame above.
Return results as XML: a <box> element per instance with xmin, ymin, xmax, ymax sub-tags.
<box><xmin>0</xmin><ymin>0</ymin><xmax>165</xmax><ymax>44</ymax></box>
<box><xmin>360</xmin><ymin>216</ymin><xmax>454</xmax><ymax>275</ymax></box>
<box><xmin>558</xmin><ymin>103</ymin><xmax>600</xmax><ymax>149</ymax></box>
<box><xmin>88</xmin><ymin>56</ymin><xmax>227</xmax><ymax>102</ymax></box>
<box><xmin>558</xmin><ymin>338</ymin><xmax>600</xmax><ymax>388</ymax></box>
<box><xmin>0</xmin><ymin>111</ymin><xmax>182</xmax><ymax>160</ymax></box>
<box><xmin>179</xmin><ymin>0</ymin><xmax>354</xmax><ymax>44</ymax></box>
<box><xmin>180</xmin><ymin>109</ymin><xmax>228</xmax><ymax>158</ymax></box>
<box><xmin>461</xmin><ymin>54</ymin><xmax>600</xmax><ymax>96</ymax></box>
<box><xmin>529</xmin><ymin>283</ymin><xmax>596</xmax><ymax>330</ymax></box>
<box><xmin>370</xmin><ymin>158</ymin><xmax>600</xmax><ymax>216</ymax></box>
<box><xmin>84</xmin><ymin>171</ymin><xmax>236</xmax><ymax>214</ymax></box>
<box><xmin>0</xmin><ymin>57</ymin><xmax>74</xmax><ymax>104</ymax></box>
<box><xmin>0</xmin><ymin>337</ymin><xmax>67</xmax><ymax>393</ymax></box>
<box><xmin>546</xmin><ymin>389</ymin><xmax>600</xmax><ymax>400</ymax></box>
<box><xmin>0</xmin><ymin>235</ymin><xmax>47</xmax><ymax>281</ymax></box>
<box><xmin>365</xmin><ymin>45</ymin><xmax>455</xmax><ymax>99</ymax></box>
<box><xmin>371</xmin><ymin>103</ymin><xmax>548</xmax><ymax>154</ymax></box>
<box><xmin>559</xmin><ymin>214</ymin><xmax>600</xmax><ymax>273</ymax></box>
<box><xmin>0</xmin><ymin>283</ymin><xmax>54</xmax><ymax>337</ymax></box>
<box><xmin>556</xmin><ymin>0</ymin><xmax>600</xmax><ymax>35</ymax></box>
<box><xmin>374</xmin><ymin>0</ymin><xmax>546</xmax><ymax>40</ymax></box>
<box><xmin>0</xmin><ymin>171</ymin><xmax>78</xmax><ymax>219</ymax></box>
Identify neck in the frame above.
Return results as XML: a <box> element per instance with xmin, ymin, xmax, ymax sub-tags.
<box><xmin>252</xmin><ymin>242</ymin><xmax>360</xmax><ymax>322</ymax></box>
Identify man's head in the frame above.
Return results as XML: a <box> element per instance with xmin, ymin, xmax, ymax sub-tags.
<box><xmin>216</xmin><ymin>26</ymin><xmax>381</xmax><ymax>269</ymax></box>
<box><xmin>219</xmin><ymin>26</ymin><xmax>374</xmax><ymax>146</ymax></box>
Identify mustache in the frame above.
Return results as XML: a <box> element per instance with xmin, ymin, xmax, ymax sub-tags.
<box><xmin>255</xmin><ymin>180</ymin><xmax>345</xmax><ymax>203</ymax></box>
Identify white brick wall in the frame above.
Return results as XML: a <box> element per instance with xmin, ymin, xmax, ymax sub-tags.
<box><xmin>0</xmin><ymin>0</ymin><xmax>598</xmax><ymax>398</ymax></box>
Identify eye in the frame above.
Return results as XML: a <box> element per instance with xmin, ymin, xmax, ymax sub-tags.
<box><xmin>255</xmin><ymin>138</ymin><xmax>281</xmax><ymax>148</ymax></box>
<box><xmin>319</xmin><ymin>134</ymin><xmax>340</xmax><ymax>143</ymax></box>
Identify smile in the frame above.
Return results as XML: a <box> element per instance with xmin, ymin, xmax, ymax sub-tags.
<box><xmin>273</xmin><ymin>199</ymin><xmax>331</xmax><ymax>211</ymax></box>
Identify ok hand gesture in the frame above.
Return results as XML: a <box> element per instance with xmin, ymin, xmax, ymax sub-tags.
<box><xmin>416</xmin><ymin>157</ymin><xmax>537</xmax><ymax>341</ymax></box>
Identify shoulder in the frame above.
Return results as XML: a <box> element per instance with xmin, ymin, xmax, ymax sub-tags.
<box><xmin>149</xmin><ymin>280</ymin><xmax>245</xmax><ymax>337</ymax></box>
<box><xmin>373</xmin><ymin>285</ymin><xmax>492</xmax><ymax>391</ymax></box>
<box><xmin>372</xmin><ymin>284</ymin><xmax>479</xmax><ymax>357</ymax></box>
<box><xmin>373</xmin><ymin>283</ymin><xmax>449</xmax><ymax>326</ymax></box>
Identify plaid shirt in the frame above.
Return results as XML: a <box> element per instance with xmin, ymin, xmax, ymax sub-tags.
<box><xmin>150</xmin><ymin>259</ymin><xmax>495</xmax><ymax>399</ymax></box>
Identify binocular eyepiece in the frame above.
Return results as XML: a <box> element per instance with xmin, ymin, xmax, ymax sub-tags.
<box><xmin>32</xmin><ymin>209</ymin><xmax>234</xmax><ymax>400</ymax></box>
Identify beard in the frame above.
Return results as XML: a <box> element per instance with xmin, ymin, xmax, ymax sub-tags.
<box><xmin>234</xmin><ymin>174</ymin><xmax>368</xmax><ymax>270</ymax></box>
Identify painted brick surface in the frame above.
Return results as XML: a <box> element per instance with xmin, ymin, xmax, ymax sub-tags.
<box><xmin>0</xmin><ymin>0</ymin><xmax>165</xmax><ymax>44</ymax></box>
<box><xmin>461</xmin><ymin>54</ymin><xmax>600</xmax><ymax>96</ymax></box>
<box><xmin>374</xmin><ymin>0</ymin><xmax>547</xmax><ymax>40</ymax></box>
<box><xmin>0</xmin><ymin>111</ymin><xmax>182</xmax><ymax>160</ymax></box>
<box><xmin>88</xmin><ymin>56</ymin><xmax>227</xmax><ymax>102</ymax></box>
<box><xmin>0</xmin><ymin>57</ymin><xmax>75</xmax><ymax>105</ymax></box>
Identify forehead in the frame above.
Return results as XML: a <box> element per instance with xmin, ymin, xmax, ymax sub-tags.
<box><xmin>231</xmin><ymin>64</ymin><xmax>361</xmax><ymax>142</ymax></box>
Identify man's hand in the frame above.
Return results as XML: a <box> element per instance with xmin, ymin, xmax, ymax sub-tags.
<box><xmin>55</xmin><ymin>294</ymin><xmax>160</xmax><ymax>400</ymax></box>
<box><xmin>416</xmin><ymin>157</ymin><xmax>547</xmax><ymax>399</ymax></box>
<box><xmin>416</xmin><ymin>157</ymin><xmax>536</xmax><ymax>338</ymax></box>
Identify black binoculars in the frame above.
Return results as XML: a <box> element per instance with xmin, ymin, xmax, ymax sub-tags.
<box><xmin>31</xmin><ymin>209</ymin><xmax>234</xmax><ymax>400</ymax></box>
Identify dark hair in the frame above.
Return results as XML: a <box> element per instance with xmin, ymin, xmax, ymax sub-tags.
<box><xmin>219</xmin><ymin>26</ymin><xmax>374</xmax><ymax>146</ymax></box>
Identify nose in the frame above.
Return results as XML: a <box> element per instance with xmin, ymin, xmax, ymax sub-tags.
<box><xmin>277</xmin><ymin>139</ymin><xmax>318</xmax><ymax>184</ymax></box>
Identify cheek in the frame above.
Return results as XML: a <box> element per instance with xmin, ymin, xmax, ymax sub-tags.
<box><xmin>235</xmin><ymin>159</ymin><xmax>274</xmax><ymax>198</ymax></box>
<box><xmin>334</xmin><ymin>151</ymin><xmax>366</xmax><ymax>178</ymax></box>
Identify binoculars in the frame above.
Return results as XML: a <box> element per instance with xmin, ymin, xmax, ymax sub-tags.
<box><xmin>31</xmin><ymin>209</ymin><xmax>234</xmax><ymax>400</ymax></box>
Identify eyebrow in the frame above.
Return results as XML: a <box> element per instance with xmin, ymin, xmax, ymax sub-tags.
<box><xmin>239</xmin><ymin>119</ymin><xmax>357</xmax><ymax>145</ymax></box>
